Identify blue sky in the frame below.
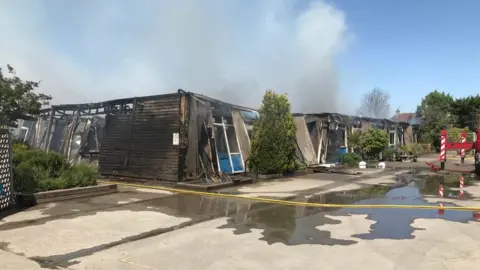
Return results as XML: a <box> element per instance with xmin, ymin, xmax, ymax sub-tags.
<box><xmin>0</xmin><ymin>0</ymin><xmax>478</xmax><ymax>116</ymax></box>
<box><xmin>332</xmin><ymin>0</ymin><xmax>480</xmax><ymax>113</ymax></box>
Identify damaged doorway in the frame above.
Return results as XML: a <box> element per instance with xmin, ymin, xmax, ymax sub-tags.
<box><xmin>326</xmin><ymin>125</ymin><xmax>347</xmax><ymax>164</ymax></box>
<box><xmin>214</xmin><ymin>117</ymin><xmax>245</xmax><ymax>174</ymax></box>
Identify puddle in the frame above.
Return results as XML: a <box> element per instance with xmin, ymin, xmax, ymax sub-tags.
<box><xmin>3</xmin><ymin>194</ymin><xmax>243</xmax><ymax>269</ymax></box>
<box><xmin>415</xmin><ymin>173</ymin><xmax>475</xmax><ymax>198</ymax></box>
<box><xmin>218</xmin><ymin>173</ymin><xmax>479</xmax><ymax>246</ymax></box>
<box><xmin>3</xmin><ymin>170</ymin><xmax>479</xmax><ymax>267</ymax></box>
<box><xmin>0</xmin><ymin>192</ymin><xmax>239</xmax><ymax>232</ymax></box>
<box><xmin>336</xmin><ymin>186</ymin><xmax>474</xmax><ymax>240</ymax></box>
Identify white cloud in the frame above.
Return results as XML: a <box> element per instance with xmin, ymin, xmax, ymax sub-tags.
<box><xmin>0</xmin><ymin>0</ymin><xmax>350</xmax><ymax>112</ymax></box>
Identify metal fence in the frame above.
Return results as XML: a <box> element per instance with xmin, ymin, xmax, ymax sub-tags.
<box><xmin>0</xmin><ymin>129</ymin><xmax>14</xmax><ymax>212</ymax></box>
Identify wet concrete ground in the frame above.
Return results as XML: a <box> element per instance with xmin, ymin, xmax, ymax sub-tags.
<box><xmin>218</xmin><ymin>172</ymin><xmax>479</xmax><ymax>246</ymax></box>
<box><xmin>1</xmin><ymin>167</ymin><xmax>480</xmax><ymax>269</ymax></box>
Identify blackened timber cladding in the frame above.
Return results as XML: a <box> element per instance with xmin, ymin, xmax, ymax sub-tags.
<box><xmin>99</xmin><ymin>93</ymin><xmax>182</xmax><ymax>181</ymax></box>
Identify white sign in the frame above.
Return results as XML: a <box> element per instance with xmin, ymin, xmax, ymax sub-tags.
<box><xmin>172</xmin><ymin>133</ymin><xmax>179</xmax><ymax>145</ymax></box>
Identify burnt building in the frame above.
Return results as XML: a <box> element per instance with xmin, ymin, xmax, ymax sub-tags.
<box><xmin>97</xmin><ymin>90</ymin><xmax>257</xmax><ymax>182</ymax></box>
<box><xmin>292</xmin><ymin>113</ymin><xmax>411</xmax><ymax>165</ymax></box>
<box><xmin>293</xmin><ymin>113</ymin><xmax>350</xmax><ymax>165</ymax></box>
<box><xmin>13</xmin><ymin>90</ymin><xmax>258</xmax><ymax>182</ymax></box>
<box><xmin>12</xmin><ymin>110</ymin><xmax>105</xmax><ymax>164</ymax></box>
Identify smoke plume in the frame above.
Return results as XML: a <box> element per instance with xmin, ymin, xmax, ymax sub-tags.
<box><xmin>0</xmin><ymin>0</ymin><xmax>350</xmax><ymax>112</ymax></box>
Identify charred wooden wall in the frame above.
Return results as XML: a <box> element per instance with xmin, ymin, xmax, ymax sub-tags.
<box><xmin>99</xmin><ymin>93</ymin><xmax>185</xmax><ymax>181</ymax></box>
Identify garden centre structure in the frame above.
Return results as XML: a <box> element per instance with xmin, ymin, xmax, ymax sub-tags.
<box><xmin>13</xmin><ymin>90</ymin><xmax>258</xmax><ymax>182</ymax></box>
<box><xmin>12</xmin><ymin>90</ymin><xmax>419</xmax><ymax>183</ymax></box>
<box><xmin>292</xmin><ymin>113</ymin><xmax>413</xmax><ymax>165</ymax></box>
<box><xmin>12</xmin><ymin>110</ymin><xmax>104</xmax><ymax>164</ymax></box>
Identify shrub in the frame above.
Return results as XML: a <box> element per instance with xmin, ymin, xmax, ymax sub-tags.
<box><xmin>12</xmin><ymin>148</ymin><xmax>97</xmax><ymax>193</ymax></box>
<box><xmin>401</xmin><ymin>143</ymin><xmax>426</xmax><ymax>156</ymax></box>
<box><xmin>37</xmin><ymin>178</ymin><xmax>70</xmax><ymax>192</ymax></box>
<box><xmin>401</xmin><ymin>144</ymin><xmax>412</xmax><ymax>153</ymax></box>
<box><xmin>382</xmin><ymin>148</ymin><xmax>396</xmax><ymax>161</ymax></box>
<box><xmin>13</xmin><ymin>150</ymin><xmax>68</xmax><ymax>178</ymax></box>
<box><xmin>411</xmin><ymin>143</ymin><xmax>425</xmax><ymax>155</ymax></box>
<box><xmin>447</xmin><ymin>127</ymin><xmax>472</xmax><ymax>143</ymax></box>
<box><xmin>13</xmin><ymin>162</ymin><xmax>38</xmax><ymax>194</ymax></box>
<box><xmin>359</xmin><ymin>129</ymin><xmax>389</xmax><ymax>159</ymax></box>
<box><xmin>13</xmin><ymin>143</ymin><xmax>28</xmax><ymax>153</ymax></box>
<box><xmin>447</xmin><ymin>127</ymin><xmax>463</xmax><ymax>142</ymax></box>
<box><xmin>295</xmin><ymin>160</ymin><xmax>308</xmax><ymax>171</ymax></box>
<box><xmin>61</xmin><ymin>163</ymin><xmax>98</xmax><ymax>187</ymax></box>
<box><xmin>339</xmin><ymin>152</ymin><xmax>362</xmax><ymax>166</ymax></box>
<box><xmin>421</xmin><ymin>143</ymin><xmax>432</xmax><ymax>154</ymax></box>
<box><xmin>248</xmin><ymin>90</ymin><xmax>297</xmax><ymax>174</ymax></box>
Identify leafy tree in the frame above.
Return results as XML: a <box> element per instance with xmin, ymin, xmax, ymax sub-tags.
<box><xmin>248</xmin><ymin>90</ymin><xmax>297</xmax><ymax>174</ymax></box>
<box><xmin>359</xmin><ymin>128</ymin><xmax>389</xmax><ymax>159</ymax></box>
<box><xmin>0</xmin><ymin>65</ymin><xmax>51</xmax><ymax>127</ymax></box>
<box><xmin>416</xmin><ymin>90</ymin><xmax>454</xmax><ymax>119</ymax></box>
<box><xmin>357</xmin><ymin>88</ymin><xmax>391</xmax><ymax>118</ymax></box>
<box><xmin>450</xmin><ymin>95</ymin><xmax>480</xmax><ymax>129</ymax></box>
<box><xmin>416</xmin><ymin>90</ymin><xmax>454</xmax><ymax>150</ymax></box>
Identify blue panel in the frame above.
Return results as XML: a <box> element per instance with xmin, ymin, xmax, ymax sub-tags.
<box><xmin>230</xmin><ymin>154</ymin><xmax>244</xmax><ymax>172</ymax></box>
<box><xmin>336</xmin><ymin>147</ymin><xmax>347</xmax><ymax>163</ymax></box>
<box><xmin>217</xmin><ymin>152</ymin><xmax>233</xmax><ymax>174</ymax></box>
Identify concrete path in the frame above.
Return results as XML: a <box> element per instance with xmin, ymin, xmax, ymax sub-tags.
<box><xmin>1</xmin><ymin>170</ymin><xmax>479</xmax><ymax>269</ymax></box>
<box><xmin>219</xmin><ymin>168</ymin><xmax>401</xmax><ymax>199</ymax></box>
<box><xmin>1</xmin><ymin>250</ymin><xmax>53</xmax><ymax>270</ymax></box>
<box><xmin>67</xmin><ymin>216</ymin><xmax>480</xmax><ymax>270</ymax></box>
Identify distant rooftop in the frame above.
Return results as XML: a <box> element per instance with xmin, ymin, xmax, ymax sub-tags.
<box><xmin>391</xmin><ymin>112</ymin><xmax>423</xmax><ymax>125</ymax></box>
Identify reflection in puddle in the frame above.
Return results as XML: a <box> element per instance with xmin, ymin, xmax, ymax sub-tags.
<box><xmin>218</xmin><ymin>173</ymin><xmax>479</xmax><ymax>246</ymax></box>
<box><xmin>415</xmin><ymin>173</ymin><xmax>474</xmax><ymax>198</ymax></box>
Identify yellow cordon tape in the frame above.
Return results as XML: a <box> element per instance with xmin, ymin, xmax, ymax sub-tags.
<box><xmin>447</xmin><ymin>156</ymin><xmax>474</xmax><ymax>160</ymax></box>
<box><xmin>99</xmin><ymin>180</ymin><xmax>480</xmax><ymax>212</ymax></box>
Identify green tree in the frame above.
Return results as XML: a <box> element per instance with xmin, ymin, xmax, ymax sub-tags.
<box><xmin>416</xmin><ymin>90</ymin><xmax>454</xmax><ymax>150</ymax></box>
<box><xmin>0</xmin><ymin>65</ymin><xmax>51</xmax><ymax>127</ymax></box>
<box><xmin>248</xmin><ymin>90</ymin><xmax>297</xmax><ymax>174</ymax></box>
<box><xmin>359</xmin><ymin>128</ymin><xmax>389</xmax><ymax>159</ymax></box>
<box><xmin>450</xmin><ymin>95</ymin><xmax>480</xmax><ymax>129</ymax></box>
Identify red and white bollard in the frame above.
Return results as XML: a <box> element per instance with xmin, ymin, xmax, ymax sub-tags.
<box><xmin>461</xmin><ymin>131</ymin><xmax>466</xmax><ymax>164</ymax></box>
<box><xmin>438</xmin><ymin>184</ymin><xmax>445</xmax><ymax>215</ymax></box>
<box><xmin>439</xmin><ymin>185</ymin><xmax>444</xmax><ymax>197</ymax></box>
<box><xmin>459</xmin><ymin>176</ymin><xmax>465</xmax><ymax>198</ymax></box>
<box><xmin>440</xmin><ymin>130</ymin><xmax>447</xmax><ymax>170</ymax></box>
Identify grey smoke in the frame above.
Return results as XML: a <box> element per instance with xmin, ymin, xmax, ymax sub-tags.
<box><xmin>0</xmin><ymin>0</ymin><xmax>350</xmax><ymax>113</ymax></box>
